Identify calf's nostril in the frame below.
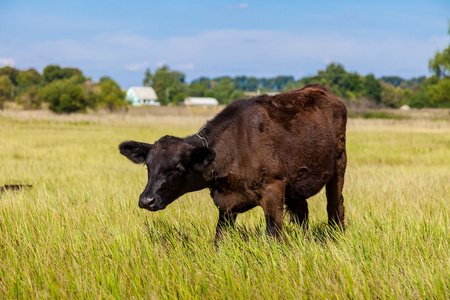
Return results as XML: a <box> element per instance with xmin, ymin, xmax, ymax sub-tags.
<box><xmin>140</xmin><ymin>197</ymin><xmax>155</xmax><ymax>207</ymax></box>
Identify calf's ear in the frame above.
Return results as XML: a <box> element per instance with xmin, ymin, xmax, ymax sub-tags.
<box><xmin>190</xmin><ymin>147</ymin><xmax>215</xmax><ymax>171</ymax></box>
<box><xmin>119</xmin><ymin>141</ymin><xmax>153</xmax><ymax>164</ymax></box>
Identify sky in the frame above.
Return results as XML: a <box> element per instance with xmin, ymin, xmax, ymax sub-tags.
<box><xmin>1</xmin><ymin>0</ymin><xmax>449</xmax><ymax>88</ymax></box>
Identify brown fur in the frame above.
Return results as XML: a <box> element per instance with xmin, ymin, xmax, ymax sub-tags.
<box><xmin>119</xmin><ymin>84</ymin><xmax>347</xmax><ymax>240</ymax></box>
<box><xmin>205</xmin><ymin>84</ymin><xmax>347</xmax><ymax>238</ymax></box>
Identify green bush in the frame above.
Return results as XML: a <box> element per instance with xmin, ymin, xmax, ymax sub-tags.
<box><xmin>40</xmin><ymin>77</ymin><xmax>89</xmax><ymax>113</ymax></box>
<box><xmin>98</xmin><ymin>78</ymin><xmax>127</xmax><ymax>112</ymax></box>
<box><xmin>362</xmin><ymin>111</ymin><xmax>409</xmax><ymax>120</ymax></box>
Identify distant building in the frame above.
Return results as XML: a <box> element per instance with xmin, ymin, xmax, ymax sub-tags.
<box><xmin>180</xmin><ymin>97</ymin><xmax>219</xmax><ymax>106</ymax></box>
<box><xmin>126</xmin><ymin>87</ymin><xmax>159</xmax><ymax>106</ymax></box>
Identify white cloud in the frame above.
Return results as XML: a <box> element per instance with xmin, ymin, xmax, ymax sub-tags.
<box><xmin>125</xmin><ymin>61</ymin><xmax>150</xmax><ymax>71</ymax></box>
<box><xmin>225</xmin><ymin>3</ymin><xmax>248</xmax><ymax>9</ymax></box>
<box><xmin>156</xmin><ymin>61</ymin><xmax>166</xmax><ymax>68</ymax></box>
<box><xmin>0</xmin><ymin>29</ymin><xmax>447</xmax><ymax>86</ymax></box>
<box><xmin>0</xmin><ymin>58</ymin><xmax>15</xmax><ymax>66</ymax></box>
<box><xmin>174</xmin><ymin>63</ymin><xmax>195</xmax><ymax>70</ymax></box>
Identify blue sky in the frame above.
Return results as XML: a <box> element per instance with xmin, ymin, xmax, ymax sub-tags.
<box><xmin>1</xmin><ymin>0</ymin><xmax>449</xmax><ymax>88</ymax></box>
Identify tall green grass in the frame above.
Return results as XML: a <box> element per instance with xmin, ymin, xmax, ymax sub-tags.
<box><xmin>0</xmin><ymin>112</ymin><xmax>449</xmax><ymax>298</ymax></box>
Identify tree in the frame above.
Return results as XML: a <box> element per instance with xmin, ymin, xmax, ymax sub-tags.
<box><xmin>188</xmin><ymin>82</ymin><xmax>208</xmax><ymax>97</ymax></box>
<box><xmin>43</xmin><ymin>65</ymin><xmax>63</xmax><ymax>83</ymax></box>
<box><xmin>298</xmin><ymin>63</ymin><xmax>362</xmax><ymax>99</ymax></box>
<box><xmin>363</xmin><ymin>74</ymin><xmax>382</xmax><ymax>104</ymax></box>
<box><xmin>299</xmin><ymin>73</ymin><xmax>328</xmax><ymax>89</ymax></box>
<box><xmin>43</xmin><ymin>65</ymin><xmax>84</xmax><ymax>83</ymax></box>
<box><xmin>0</xmin><ymin>75</ymin><xmax>13</xmax><ymax>110</ymax></box>
<box><xmin>40</xmin><ymin>77</ymin><xmax>89</xmax><ymax>113</ymax></box>
<box><xmin>427</xmin><ymin>78</ymin><xmax>450</xmax><ymax>107</ymax></box>
<box><xmin>211</xmin><ymin>78</ymin><xmax>245</xmax><ymax>104</ymax></box>
<box><xmin>380</xmin><ymin>81</ymin><xmax>404</xmax><ymax>108</ymax></box>
<box><xmin>246</xmin><ymin>77</ymin><xmax>259</xmax><ymax>91</ymax></box>
<box><xmin>149</xmin><ymin>65</ymin><xmax>187</xmax><ymax>105</ymax></box>
<box><xmin>381</xmin><ymin>76</ymin><xmax>404</xmax><ymax>87</ymax></box>
<box><xmin>98</xmin><ymin>78</ymin><xmax>127</xmax><ymax>112</ymax></box>
<box><xmin>324</xmin><ymin>63</ymin><xmax>346</xmax><ymax>86</ymax></box>
<box><xmin>16</xmin><ymin>69</ymin><xmax>42</xmax><ymax>94</ymax></box>
<box><xmin>429</xmin><ymin>47</ymin><xmax>450</xmax><ymax>79</ymax></box>
<box><xmin>259</xmin><ymin>78</ymin><xmax>276</xmax><ymax>90</ymax></box>
<box><xmin>143</xmin><ymin>68</ymin><xmax>153</xmax><ymax>86</ymax></box>
<box><xmin>17</xmin><ymin>68</ymin><xmax>41</xmax><ymax>86</ymax></box>
<box><xmin>428</xmin><ymin>20</ymin><xmax>450</xmax><ymax>79</ymax></box>
<box><xmin>0</xmin><ymin>66</ymin><xmax>19</xmax><ymax>85</ymax></box>
<box><xmin>16</xmin><ymin>86</ymin><xmax>41</xmax><ymax>109</ymax></box>
<box><xmin>232</xmin><ymin>76</ymin><xmax>261</xmax><ymax>91</ymax></box>
<box><xmin>189</xmin><ymin>77</ymin><xmax>213</xmax><ymax>97</ymax></box>
<box><xmin>407</xmin><ymin>84</ymin><xmax>431</xmax><ymax>108</ymax></box>
<box><xmin>323</xmin><ymin>63</ymin><xmax>363</xmax><ymax>98</ymax></box>
<box><xmin>58</xmin><ymin>84</ymin><xmax>86</xmax><ymax>113</ymax></box>
<box><xmin>171</xmin><ymin>70</ymin><xmax>185</xmax><ymax>83</ymax></box>
<box><xmin>404</xmin><ymin>76</ymin><xmax>426</xmax><ymax>89</ymax></box>
<box><xmin>233</xmin><ymin>76</ymin><xmax>248</xmax><ymax>91</ymax></box>
<box><xmin>172</xmin><ymin>92</ymin><xmax>188</xmax><ymax>105</ymax></box>
<box><xmin>61</xmin><ymin>67</ymin><xmax>83</xmax><ymax>79</ymax></box>
<box><xmin>427</xmin><ymin>21</ymin><xmax>450</xmax><ymax>107</ymax></box>
<box><xmin>273</xmin><ymin>76</ymin><xmax>295</xmax><ymax>91</ymax></box>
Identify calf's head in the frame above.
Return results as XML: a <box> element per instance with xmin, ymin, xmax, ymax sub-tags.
<box><xmin>119</xmin><ymin>135</ymin><xmax>215</xmax><ymax>211</ymax></box>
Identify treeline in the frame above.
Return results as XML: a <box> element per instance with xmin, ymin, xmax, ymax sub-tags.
<box><xmin>299</xmin><ymin>63</ymin><xmax>450</xmax><ymax>108</ymax></box>
<box><xmin>299</xmin><ymin>64</ymin><xmax>424</xmax><ymax>108</ymax></box>
<box><xmin>142</xmin><ymin>65</ymin><xmax>303</xmax><ymax>106</ymax></box>
<box><xmin>0</xmin><ymin>65</ymin><xmax>127</xmax><ymax>112</ymax></box>
<box><xmin>1</xmin><ymin>62</ymin><xmax>448</xmax><ymax>113</ymax></box>
<box><xmin>141</xmin><ymin>61</ymin><xmax>448</xmax><ymax>109</ymax></box>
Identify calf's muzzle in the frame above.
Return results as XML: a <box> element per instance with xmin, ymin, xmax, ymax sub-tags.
<box><xmin>139</xmin><ymin>196</ymin><xmax>156</xmax><ymax>209</ymax></box>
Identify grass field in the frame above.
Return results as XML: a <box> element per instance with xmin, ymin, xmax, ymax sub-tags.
<box><xmin>0</xmin><ymin>108</ymin><xmax>449</xmax><ymax>299</ymax></box>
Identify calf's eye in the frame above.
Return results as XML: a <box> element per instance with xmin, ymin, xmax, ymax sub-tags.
<box><xmin>174</xmin><ymin>165</ymin><xmax>185</xmax><ymax>175</ymax></box>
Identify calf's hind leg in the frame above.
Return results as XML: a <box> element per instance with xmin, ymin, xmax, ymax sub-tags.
<box><xmin>326</xmin><ymin>152</ymin><xmax>347</xmax><ymax>229</ymax></box>
<box><xmin>291</xmin><ymin>197</ymin><xmax>309</xmax><ymax>230</ymax></box>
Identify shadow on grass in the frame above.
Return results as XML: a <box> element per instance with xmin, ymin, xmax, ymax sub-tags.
<box><xmin>308</xmin><ymin>222</ymin><xmax>344</xmax><ymax>244</ymax></box>
<box><xmin>142</xmin><ymin>217</ymin><xmax>346</xmax><ymax>250</ymax></box>
<box><xmin>218</xmin><ymin>221</ymin><xmax>346</xmax><ymax>248</ymax></box>
<box><xmin>143</xmin><ymin>218</ymin><xmax>193</xmax><ymax>248</ymax></box>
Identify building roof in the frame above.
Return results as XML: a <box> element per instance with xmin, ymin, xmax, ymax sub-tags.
<box><xmin>129</xmin><ymin>87</ymin><xmax>158</xmax><ymax>100</ymax></box>
<box><xmin>183</xmin><ymin>97</ymin><xmax>219</xmax><ymax>106</ymax></box>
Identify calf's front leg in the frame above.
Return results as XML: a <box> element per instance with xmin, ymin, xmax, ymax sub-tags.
<box><xmin>215</xmin><ymin>210</ymin><xmax>237</xmax><ymax>240</ymax></box>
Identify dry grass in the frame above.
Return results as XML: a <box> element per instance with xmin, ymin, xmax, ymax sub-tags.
<box><xmin>0</xmin><ymin>108</ymin><xmax>449</xmax><ymax>299</ymax></box>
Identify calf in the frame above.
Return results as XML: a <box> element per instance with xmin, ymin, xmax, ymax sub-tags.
<box><xmin>119</xmin><ymin>84</ymin><xmax>347</xmax><ymax>239</ymax></box>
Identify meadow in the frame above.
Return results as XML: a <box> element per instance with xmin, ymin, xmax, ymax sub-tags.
<box><xmin>0</xmin><ymin>108</ymin><xmax>449</xmax><ymax>299</ymax></box>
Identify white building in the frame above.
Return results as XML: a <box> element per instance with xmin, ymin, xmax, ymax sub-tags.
<box><xmin>180</xmin><ymin>97</ymin><xmax>219</xmax><ymax>106</ymax></box>
<box><xmin>126</xmin><ymin>87</ymin><xmax>159</xmax><ymax>106</ymax></box>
